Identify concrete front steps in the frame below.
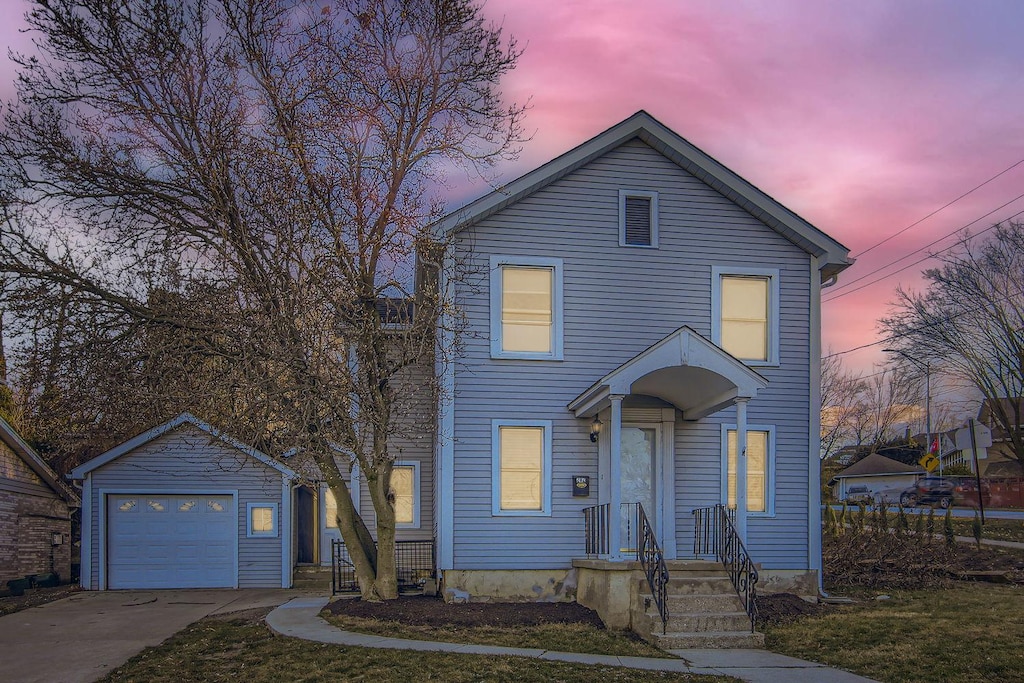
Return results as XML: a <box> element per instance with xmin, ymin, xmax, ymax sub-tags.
<box><xmin>640</xmin><ymin>561</ymin><xmax>764</xmax><ymax>649</ymax></box>
<box><xmin>292</xmin><ymin>566</ymin><xmax>333</xmax><ymax>591</ymax></box>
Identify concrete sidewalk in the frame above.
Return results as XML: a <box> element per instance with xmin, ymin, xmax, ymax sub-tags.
<box><xmin>266</xmin><ymin>597</ymin><xmax>880</xmax><ymax>683</ymax></box>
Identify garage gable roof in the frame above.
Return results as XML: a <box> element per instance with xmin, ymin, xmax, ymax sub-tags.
<box><xmin>833</xmin><ymin>453</ymin><xmax>923</xmax><ymax>479</ymax></box>
<box><xmin>70</xmin><ymin>413</ymin><xmax>296</xmax><ymax>480</ymax></box>
<box><xmin>432</xmin><ymin>110</ymin><xmax>852</xmax><ymax>280</ymax></box>
<box><xmin>0</xmin><ymin>415</ymin><xmax>80</xmax><ymax>505</ymax></box>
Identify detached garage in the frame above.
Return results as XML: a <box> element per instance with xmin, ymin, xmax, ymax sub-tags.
<box><xmin>72</xmin><ymin>413</ymin><xmax>295</xmax><ymax>590</ymax></box>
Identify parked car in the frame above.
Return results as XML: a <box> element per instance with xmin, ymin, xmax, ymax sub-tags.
<box><xmin>899</xmin><ymin>476</ymin><xmax>991</xmax><ymax>508</ymax></box>
<box><xmin>844</xmin><ymin>485</ymin><xmax>872</xmax><ymax>505</ymax></box>
<box><xmin>952</xmin><ymin>478</ymin><xmax>992</xmax><ymax>508</ymax></box>
<box><xmin>900</xmin><ymin>477</ymin><xmax>954</xmax><ymax>508</ymax></box>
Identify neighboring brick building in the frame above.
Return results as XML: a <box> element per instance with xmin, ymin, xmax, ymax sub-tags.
<box><xmin>0</xmin><ymin>416</ymin><xmax>79</xmax><ymax>586</ymax></box>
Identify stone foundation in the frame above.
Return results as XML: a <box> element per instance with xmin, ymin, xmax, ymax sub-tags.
<box><xmin>440</xmin><ymin>569</ymin><xmax>577</xmax><ymax>603</ymax></box>
<box><xmin>755</xmin><ymin>568</ymin><xmax>819</xmax><ymax>601</ymax></box>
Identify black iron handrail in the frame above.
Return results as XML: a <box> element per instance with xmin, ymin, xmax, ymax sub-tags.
<box><xmin>637</xmin><ymin>503</ymin><xmax>670</xmax><ymax>634</ymax></box>
<box><xmin>582</xmin><ymin>502</ymin><xmax>670</xmax><ymax>634</ymax></box>
<box><xmin>693</xmin><ymin>505</ymin><xmax>758</xmax><ymax>632</ymax></box>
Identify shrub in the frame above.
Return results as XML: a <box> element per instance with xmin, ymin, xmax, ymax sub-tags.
<box><xmin>944</xmin><ymin>507</ymin><xmax>956</xmax><ymax>548</ymax></box>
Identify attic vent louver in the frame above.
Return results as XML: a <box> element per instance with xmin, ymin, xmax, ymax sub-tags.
<box><xmin>620</xmin><ymin>191</ymin><xmax>657</xmax><ymax>247</ymax></box>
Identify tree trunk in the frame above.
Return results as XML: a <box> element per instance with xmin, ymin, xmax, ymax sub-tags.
<box><xmin>312</xmin><ymin>449</ymin><xmax>378</xmax><ymax>594</ymax></box>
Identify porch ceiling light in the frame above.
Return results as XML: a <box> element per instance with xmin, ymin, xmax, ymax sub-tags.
<box><xmin>590</xmin><ymin>417</ymin><xmax>603</xmax><ymax>443</ymax></box>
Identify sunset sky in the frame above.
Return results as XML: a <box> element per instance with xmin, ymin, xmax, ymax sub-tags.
<box><xmin>3</xmin><ymin>0</ymin><xmax>1024</xmax><ymax>381</ymax></box>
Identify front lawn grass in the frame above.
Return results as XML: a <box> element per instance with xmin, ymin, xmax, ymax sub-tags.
<box><xmin>764</xmin><ymin>584</ymin><xmax>1024</xmax><ymax>683</ymax></box>
<box><xmin>101</xmin><ymin>612</ymin><xmax>734</xmax><ymax>683</ymax></box>
<box><xmin>322</xmin><ymin>612</ymin><xmax>670</xmax><ymax>658</ymax></box>
<box><xmin>950</xmin><ymin>517</ymin><xmax>1024</xmax><ymax>544</ymax></box>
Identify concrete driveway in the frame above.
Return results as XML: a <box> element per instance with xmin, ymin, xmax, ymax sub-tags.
<box><xmin>0</xmin><ymin>588</ymin><xmax>297</xmax><ymax>683</ymax></box>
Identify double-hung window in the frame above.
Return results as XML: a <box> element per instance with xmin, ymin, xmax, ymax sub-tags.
<box><xmin>712</xmin><ymin>267</ymin><xmax>779</xmax><ymax>365</ymax></box>
<box><xmin>722</xmin><ymin>425</ymin><xmax>775</xmax><ymax>515</ymax></box>
<box><xmin>492</xmin><ymin>420</ymin><xmax>552</xmax><ymax>516</ymax></box>
<box><xmin>390</xmin><ymin>461</ymin><xmax>420</xmax><ymax>528</ymax></box>
<box><xmin>247</xmin><ymin>502</ymin><xmax>279</xmax><ymax>537</ymax></box>
<box><xmin>490</xmin><ymin>256</ymin><xmax>563</xmax><ymax>360</ymax></box>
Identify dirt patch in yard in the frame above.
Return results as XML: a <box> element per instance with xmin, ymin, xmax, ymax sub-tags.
<box><xmin>325</xmin><ymin>594</ymin><xmax>607</xmax><ymax>629</ymax></box>
<box><xmin>755</xmin><ymin>593</ymin><xmax>832</xmax><ymax>628</ymax></box>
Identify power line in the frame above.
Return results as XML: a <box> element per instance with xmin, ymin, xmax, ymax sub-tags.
<box><xmin>824</xmin><ymin>196</ymin><xmax>1024</xmax><ymax>302</ymax></box>
<box><xmin>852</xmin><ymin>156</ymin><xmax>1024</xmax><ymax>259</ymax></box>
<box><xmin>822</xmin><ymin>281</ymin><xmax>1024</xmax><ymax>360</ymax></box>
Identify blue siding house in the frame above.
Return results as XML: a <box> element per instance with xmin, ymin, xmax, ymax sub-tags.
<box><xmin>431</xmin><ymin>111</ymin><xmax>850</xmax><ymax>639</ymax></box>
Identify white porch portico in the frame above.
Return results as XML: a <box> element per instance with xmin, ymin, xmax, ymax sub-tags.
<box><xmin>568</xmin><ymin>326</ymin><xmax>768</xmax><ymax>558</ymax></box>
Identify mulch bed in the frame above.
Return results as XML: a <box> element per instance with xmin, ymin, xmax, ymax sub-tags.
<box><xmin>325</xmin><ymin>594</ymin><xmax>606</xmax><ymax>629</ymax></box>
<box><xmin>755</xmin><ymin>593</ymin><xmax>832</xmax><ymax>628</ymax></box>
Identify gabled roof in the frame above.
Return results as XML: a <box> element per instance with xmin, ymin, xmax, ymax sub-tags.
<box><xmin>833</xmin><ymin>453</ymin><xmax>923</xmax><ymax>480</ymax></box>
<box><xmin>568</xmin><ymin>325</ymin><xmax>768</xmax><ymax>420</ymax></box>
<box><xmin>70</xmin><ymin>413</ymin><xmax>296</xmax><ymax>480</ymax></box>
<box><xmin>433</xmin><ymin>110</ymin><xmax>852</xmax><ymax>280</ymax></box>
<box><xmin>0</xmin><ymin>415</ymin><xmax>80</xmax><ymax>506</ymax></box>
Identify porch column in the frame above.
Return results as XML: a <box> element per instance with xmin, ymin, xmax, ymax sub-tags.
<box><xmin>735</xmin><ymin>397</ymin><xmax>749</xmax><ymax>543</ymax></box>
<box><xmin>608</xmin><ymin>394</ymin><xmax>624</xmax><ymax>559</ymax></box>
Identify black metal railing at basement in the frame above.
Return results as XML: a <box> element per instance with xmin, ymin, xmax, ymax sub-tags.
<box><xmin>331</xmin><ymin>538</ymin><xmax>436</xmax><ymax>595</ymax></box>
<box><xmin>692</xmin><ymin>505</ymin><xmax>759</xmax><ymax>632</ymax></box>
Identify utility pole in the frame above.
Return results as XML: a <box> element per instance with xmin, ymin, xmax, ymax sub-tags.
<box><xmin>884</xmin><ymin>348</ymin><xmax>932</xmax><ymax>470</ymax></box>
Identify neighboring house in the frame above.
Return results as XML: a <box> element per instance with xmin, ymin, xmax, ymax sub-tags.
<box><xmin>71</xmin><ymin>413</ymin><xmax>297</xmax><ymax>590</ymax></box>
<box><xmin>977</xmin><ymin>398</ymin><xmax>1024</xmax><ymax>477</ymax></box>
<box><xmin>829</xmin><ymin>453</ymin><xmax>923</xmax><ymax>504</ymax></box>
<box><xmin>0</xmin><ymin>416</ymin><xmax>79</xmax><ymax>586</ymax></box>
<box><xmin>431</xmin><ymin>109</ymin><xmax>851</xmax><ymax>615</ymax></box>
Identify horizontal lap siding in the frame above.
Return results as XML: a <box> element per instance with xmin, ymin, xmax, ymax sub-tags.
<box><xmin>452</xmin><ymin>139</ymin><xmax>813</xmax><ymax>571</ymax></box>
<box><xmin>87</xmin><ymin>424</ymin><xmax>286</xmax><ymax>589</ymax></box>
<box><xmin>357</xmin><ymin>362</ymin><xmax>435</xmax><ymax>542</ymax></box>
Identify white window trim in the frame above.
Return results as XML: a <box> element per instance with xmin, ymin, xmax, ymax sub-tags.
<box><xmin>392</xmin><ymin>460</ymin><xmax>421</xmax><ymax>529</ymax></box>
<box><xmin>619</xmin><ymin>190</ymin><xmax>659</xmax><ymax>248</ymax></box>
<box><xmin>489</xmin><ymin>255</ymin><xmax>564</xmax><ymax>360</ymax></box>
<box><xmin>247</xmin><ymin>502</ymin><xmax>279</xmax><ymax>538</ymax></box>
<box><xmin>720</xmin><ymin>424</ymin><xmax>776</xmax><ymax>517</ymax></box>
<box><xmin>711</xmin><ymin>266</ymin><xmax>780</xmax><ymax>366</ymax></box>
<box><xmin>491</xmin><ymin>419</ymin><xmax>553</xmax><ymax>516</ymax></box>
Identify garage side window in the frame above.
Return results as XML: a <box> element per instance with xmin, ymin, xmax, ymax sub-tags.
<box><xmin>247</xmin><ymin>502</ymin><xmax>279</xmax><ymax>538</ymax></box>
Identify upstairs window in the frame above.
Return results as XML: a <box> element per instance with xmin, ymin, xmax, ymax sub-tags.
<box><xmin>712</xmin><ymin>267</ymin><xmax>779</xmax><ymax>365</ymax></box>
<box><xmin>490</xmin><ymin>256</ymin><xmax>564</xmax><ymax>360</ymax></box>
<box><xmin>619</xmin><ymin>190</ymin><xmax>659</xmax><ymax>247</ymax></box>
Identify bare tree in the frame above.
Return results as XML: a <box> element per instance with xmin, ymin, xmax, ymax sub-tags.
<box><xmin>820</xmin><ymin>352</ymin><xmax>866</xmax><ymax>459</ymax></box>
<box><xmin>0</xmin><ymin>0</ymin><xmax>524</xmax><ymax>600</ymax></box>
<box><xmin>880</xmin><ymin>223</ymin><xmax>1024</xmax><ymax>467</ymax></box>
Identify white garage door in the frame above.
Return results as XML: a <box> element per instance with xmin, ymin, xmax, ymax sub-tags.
<box><xmin>106</xmin><ymin>494</ymin><xmax>236</xmax><ymax>589</ymax></box>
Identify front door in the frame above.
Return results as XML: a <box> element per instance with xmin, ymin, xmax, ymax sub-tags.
<box><xmin>619</xmin><ymin>425</ymin><xmax>657</xmax><ymax>553</ymax></box>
